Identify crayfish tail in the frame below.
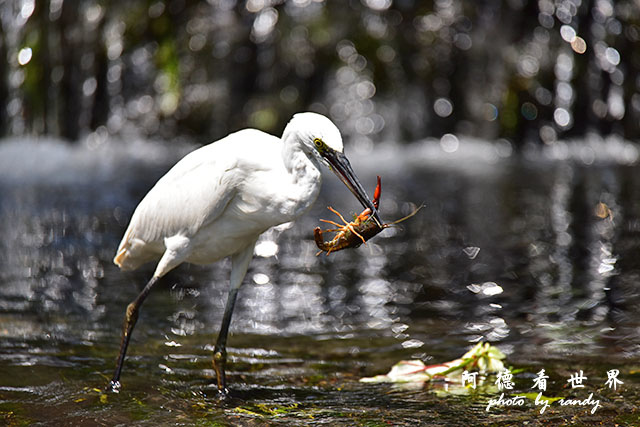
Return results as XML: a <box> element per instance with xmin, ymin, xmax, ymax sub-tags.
<box><xmin>314</xmin><ymin>227</ymin><xmax>342</xmax><ymax>255</ymax></box>
<box><xmin>313</xmin><ymin>227</ymin><xmax>325</xmax><ymax>248</ymax></box>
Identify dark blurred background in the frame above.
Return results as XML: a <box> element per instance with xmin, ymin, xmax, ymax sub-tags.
<box><xmin>2</xmin><ymin>0</ymin><xmax>639</xmax><ymax>147</ymax></box>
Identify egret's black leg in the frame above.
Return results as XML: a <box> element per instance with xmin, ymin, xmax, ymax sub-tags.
<box><xmin>212</xmin><ymin>286</ymin><xmax>240</xmax><ymax>394</ymax></box>
<box><xmin>212</xmin><ymin>241</ymin><xmax>256</xmax><ymax>395</ymax></box>
<box><xmin>108</xmin><ymin>275</ymin><xmax>159</xmax><ymax>392</ymax></box>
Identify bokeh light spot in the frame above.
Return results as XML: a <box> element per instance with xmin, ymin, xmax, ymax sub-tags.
<box><xmin>440</xmin><ymin>133</ymin><xmax>459</xmax><ymax>153</ymax></box>
<box><xmin>482</xmin><ymin>103</ymin><xmax>498</xmax><ymax>121</ymax></box>
<box><xmin>571</xmin><ymin>36</ymin><xmax>587</xmax><ymax>54</ymax></box>
<box><xmin>434</xmin><ymin>98</ymin><xmax>453</xmax><ymax>118</ymax></box>
<box><xmin>560</xmin><ymin>25</ymin><xmax>576</xmax><ymax>42</ymax></box>
<box><xmin>18</xmin><ymin>47</ymin><xmax>32</xmax><ymax>66</ymax></box>
<box><xmin>554</xmin><ymin>107</ymin><xmax>572</xmax><ymax>128</ymax></box>
<box><xmin>605</xmin><ymin>47</ymin><xmax>620</xmax><ymax>66</ymax></box>
<box><xmin>521</xmin><ymin>102</ymin><xmax>538</xmax><ymax>120</ymax></box>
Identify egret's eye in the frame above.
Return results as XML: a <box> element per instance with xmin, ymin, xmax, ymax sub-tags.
<box><xmin>313</xmin><ymin>138</ymin><xmax>324</xmax><ymax>149</ymax></box>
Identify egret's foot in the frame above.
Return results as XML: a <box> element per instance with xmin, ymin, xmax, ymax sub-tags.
<box><xmin>216</xmin><ymin>386</ymin><xmax>230</xmax><ymax>399</ymax></box>
<box><xmin>107</xmin><ymin>379</ymin><xmax>122</xmax><ymax>394</ymax></box>
<box><xmin>212</xmin><ymin>349</ymin><xmax>228</xmax><ymax>394</ymax></box>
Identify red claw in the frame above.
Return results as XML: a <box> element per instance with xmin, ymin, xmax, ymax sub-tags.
<box><xmin>373</xmin><ymin>175</ymin><xmax>381</xmax><ymax>210</ymax></box>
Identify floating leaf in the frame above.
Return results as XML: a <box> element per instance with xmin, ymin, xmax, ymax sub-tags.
<box><xmin>360</xmin><ymin>342</ymin><xmax>506</xmax><ymax>385</ymax></box>
<box><xmin>360</xmin><ymin>359</ymin><xmax>456</xmax><ymax>383</ymax></box>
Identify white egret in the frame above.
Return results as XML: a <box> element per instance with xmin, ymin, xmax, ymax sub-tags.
<box><xmin>109</xmin><ymin>112</ymin><xmax>379</xmax><ymax>394</ymax></box>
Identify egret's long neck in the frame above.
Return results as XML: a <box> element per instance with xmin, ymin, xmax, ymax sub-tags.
<box><xmin>280</xmin><ymin>131</ymin><xmax>322</xmax><ymax>215</ymax></box>
<box><xmin>281</xmin><ymin>131</ymin><xmax>319</xmax><ymax>177</ymax></box>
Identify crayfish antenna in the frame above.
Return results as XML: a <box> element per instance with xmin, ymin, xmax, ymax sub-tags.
<box><xmin>388</xmin><ymin>203</ymin><xmax>425</xmax><ymax>226</ymax></box>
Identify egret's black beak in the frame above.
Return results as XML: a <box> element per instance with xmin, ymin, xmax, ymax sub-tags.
<box><xmin>325</xmin><ymin>151</ymin><xmax>381</xmax><ymax>223</ymax></box>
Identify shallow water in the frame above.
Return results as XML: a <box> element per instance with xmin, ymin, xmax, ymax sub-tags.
<box><xmin>1</xmin><ymin>137</ymin><xmax>639</xmax><ymax>425</ymax></box>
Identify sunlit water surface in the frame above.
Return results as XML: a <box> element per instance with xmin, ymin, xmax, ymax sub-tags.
<box><xmin>1</xmin><ymin>137</ymin><xmax>639</xmax><ymax>425</ymax></box>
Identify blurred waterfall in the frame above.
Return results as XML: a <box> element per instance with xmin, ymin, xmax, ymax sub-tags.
<box><xmin>0</xmin><ymin>0</ymin><xmax>639</xmax><ymax>145</ymax></box>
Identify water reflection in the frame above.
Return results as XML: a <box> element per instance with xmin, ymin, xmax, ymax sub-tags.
<box><xmin>1</xmin><ymin>137</ymin><xmax>640</xmax><ymax>423</ymax></box>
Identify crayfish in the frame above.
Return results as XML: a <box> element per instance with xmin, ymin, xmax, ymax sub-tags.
<box><xmin>314</xmin><ymin>176</ymin><xmax>422</xmax><ymax>255</ymax></box>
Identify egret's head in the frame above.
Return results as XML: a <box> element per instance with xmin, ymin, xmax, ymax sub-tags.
<box><xmin>285</xmin><ymin>112</ymin><xmax>380</xmax><ymax>222</ymax></box>
<box><xmin>286</xmin><ymin>112</ymin><xmax>344</xmax><ymax>157</ymax></box>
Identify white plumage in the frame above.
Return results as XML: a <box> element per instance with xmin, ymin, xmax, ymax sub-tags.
<box><xmin>108</xmin><ymin>112</ymin><xmax>378</xmax><ymax>394</ymax></box>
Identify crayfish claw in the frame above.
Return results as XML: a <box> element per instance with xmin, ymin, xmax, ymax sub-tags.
<box><xmin>373</xmin><ymin>176</ymin><xmax>381</xmax><ymax>209</ymax></box>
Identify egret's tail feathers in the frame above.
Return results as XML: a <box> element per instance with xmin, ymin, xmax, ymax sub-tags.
<box><xmin>113</xmin><ymin>228</ymin><xmax>161</xmax><ymax>271</ymax></box>
<box><xmin>113</xmin><ymin>247</ymin><xmax>129</xmax><ymax>269</ymax></box>
<box><xmin>113</xmin><ymin>228</ymin><xmax>138</xmax><ymax>271</ymax></box>
<box><xmin>113</xmin><ymin>244</ymin><xmax>151</xmax><ymax>271</ymax></box>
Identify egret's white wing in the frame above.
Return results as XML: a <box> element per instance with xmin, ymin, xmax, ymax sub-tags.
<box><xmin>114</xmin><ymin>129</ymin><xmax>276</xmax><ymax>269</ymax></box>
